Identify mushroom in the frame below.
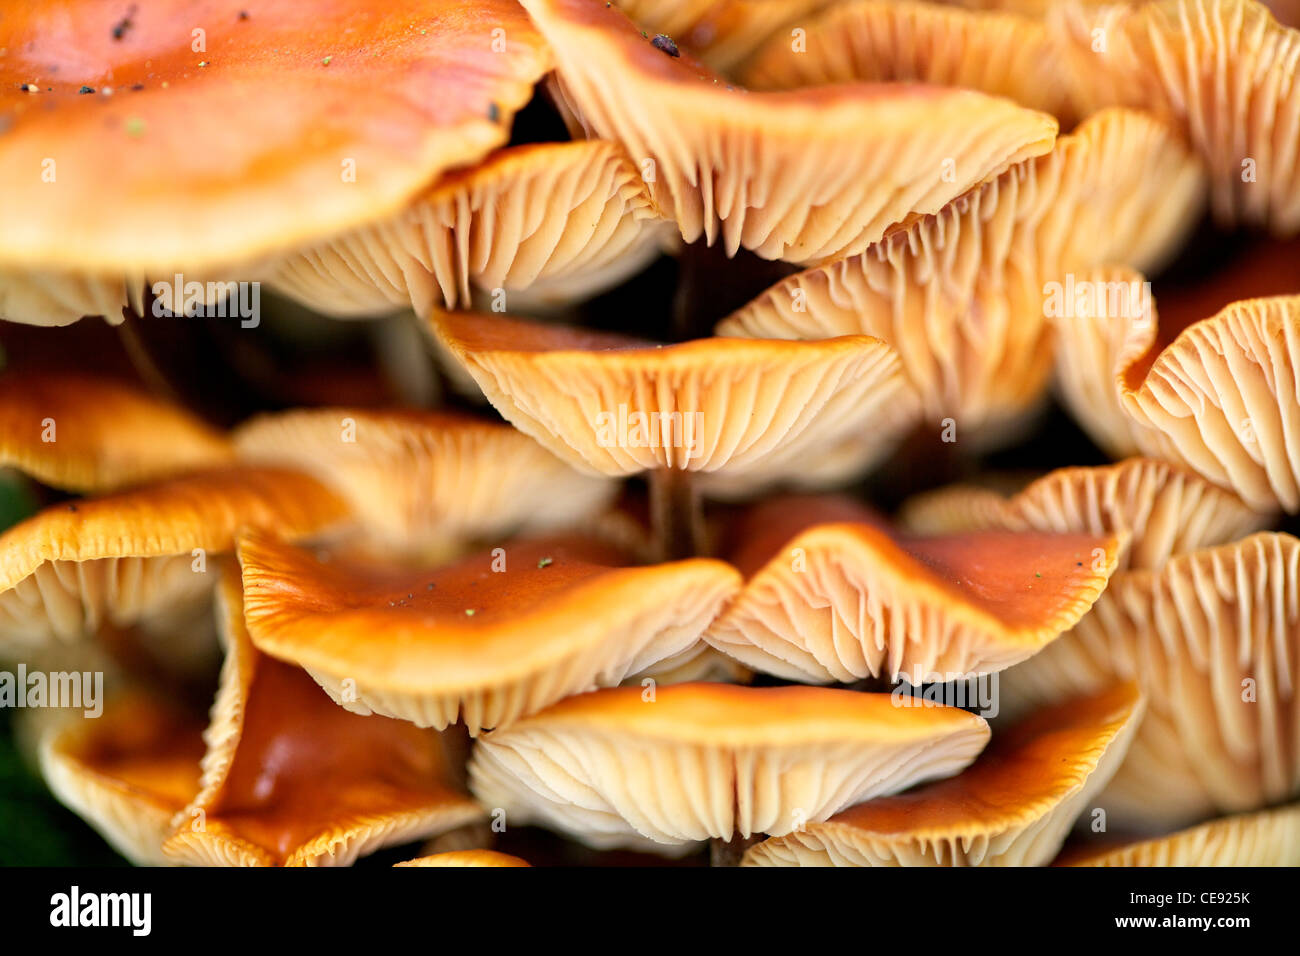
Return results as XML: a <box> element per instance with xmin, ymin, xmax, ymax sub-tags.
<box><xmin>519</xmin><ymin>0</ymin><xmax>1059</xmax><ymax>264</ymax></box>
<box><xmin>395</xmin><ymin>849</ymin><xmax>532</xmax><ymax>867</ymax></box>
<box><xmin>0</xmin><ymin>466</ymin><xmax>349</xmax><ymax>651</ymax></box>
<box><xmin>469</xmin><ymin>682</ymin><xmax>991</xmax><ymax>851</ymax></box>
<box><xmin>1058</xmin><ymin>803</ymin><xmax>1300</xmax><ymax>866</ymax></box>
<box><xmin>427</xmin><ymin>308</ymin><xmax>918</xmax><ymax>556</ymax></box>
<box><xmin>742</xmin><ymin>682</ymin><xmax>1144</xmax><ymax>866</ymax></box>
<box><xmin>33</xmin><ymin>690</ymin><xmax>206</xmax><ymax>866</ymax></box>
<box><xmin>0</xmin><ymin>372</ymin><xmax>233</xmax><ymax>492</ymax></box>
<box><xmin>236</xmin><ymin>529</ymin><xmax>740</xmax><ymax>733</ymax></box>
<box><xmin>0</xmin><ymin>0</ymin><xmax>552</xmax><ymax>326</ymax></box>
<box><xmin>899</xmin><ymin>458</ymin><xmax>1271</xmax><ymax>570</ymax></box>
<box><xmin>717</xmin><ymin>107</ymin><xmax>1204</xmax><ymax>435</ymax></box>
<box><xmin>1001</xmin><ymin>532</ymin><xmax>1300</xmax><ymax>828</ymax></box>
<box><xmin>1048</xmin><ymin>0</ymin><xmax>1300</xmax><ymax>232</ymax></box>
<box><xmin>232</xmin><ymin>407</ymin><xmax>618</xmax><ymax>561</ymax></box>
<box><xmin>703</xmin><ymin>494</ymin><xmax>1121</xmax><ymax>684</ymax></box>
<box><xmin>269</xmin><ymin>141</ymin><xmax>669</xmax><ymax>319</ymax></box>
<box><xmin>162</xmin><ymin>568</ymin><xmax>483</xmax><ymax>866</ymax></box>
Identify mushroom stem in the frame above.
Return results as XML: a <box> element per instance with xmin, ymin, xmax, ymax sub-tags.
<box><xmin>649</xmin><ymin>468</ymin><xmax>705</xmax><ymax>559</ymax></box>
<box><xmin>710</xmin><ymin>834</ymin><xmax>762</xmax><ymax>867</ymax></box>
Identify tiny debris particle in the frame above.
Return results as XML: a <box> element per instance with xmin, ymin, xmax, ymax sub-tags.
<box><xmin>1034</xmin><ymin>572</ymin><xmax>1042</xmax><ymax>578</ymax></box>
<box><xmin>198</xmin><ymin>60</ymin><xmax>209</xmax><ymax>67</ymax></box>
<box><xmin>20</xmin><ymin>83</ymin><xmax>38</xmax><ymax>93</ymax></box>
<box><xmin>426</xmin><ymin>582</ymin><xmax>435</xmax><ymax>590</ymax></box>
<box><xmin>537</xmin><ymin>557</ymin><xmax>553</xmax><ymax>569</ymax></box>
<box><xmin>238</xmin><ymin>10</ymin><xmax>250</xmax><ymax>20</ymax></box>
<box><xmin>464</xmin><ymin>608</ymin><xmax>476</xmax><ymax>617</ymax></box>
<box><xmin>131</xmin><ymin>83</ymin><xmax>143</xmax><ymax>91</ymax></box>
<box><xmin>321</xmin><ymin>55</ymin><xmax>333</xmax><ymax>66</ymax></box>
<box><xmin>125</xmin><ymin>116</ymin><xmax>145</xmax><ymax>137</ymax></box>
<box><xmin>67</xmin><ymin>503</ymin><xmax>78</xmax><ymax>512</ymax></box>
<box><xmin>78</xmin><ymin>85</ymin><xmax>94</xmax><ymax>94</ymax></box>
<box><xmin>651</xmin><ymin>34</ymin><xmax>680</xmax><ymax>57</ymax></box>
<box><xmin>487</xmin><ymin>101</ymin><xmax>500</xmax><ymax>122</ymax></box>
<box><xmin>112</xmin><ymin>6</ymin><xmax>136</xmax><ymax>42</ymax></box>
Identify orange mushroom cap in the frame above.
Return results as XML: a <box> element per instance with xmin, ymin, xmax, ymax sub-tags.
<box><xmin>395</xmin><ymin>849</ymin><xmax>532</xmax><ymax>867</ymax></box>
<box><xmin>1058</xmin><ymin>803</ymin><xmax>1300</xmax><ymax>866</ymax></box>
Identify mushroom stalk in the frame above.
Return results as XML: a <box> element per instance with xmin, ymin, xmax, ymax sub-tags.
<box><xmin>649</xmin><ymin>468</ymin><xmax>705</xmax><ymax>559</ymax></box>
<box><xmin>710</xmin><ymin>834</ymin><xmax>762</xmax><ymax>867</ymax></box>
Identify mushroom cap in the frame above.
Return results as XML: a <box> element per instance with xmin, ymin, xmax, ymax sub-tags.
<box><xmin>395</xmin><ymin>849</ymin><xmax>531</xmax><ymax>867</ymax></box>
<box><xmin>35</xmin><ymin>691</ymin><xmax>205</xmax><ymax>866</ymax></box>
<box><xmin>1059</xmin><ymin>803</ymin><xmax>1300</xmax><ymax>866</ymax></box>
<box><xmin>704</xmin><ymin>495</ymin><xmax>1122</xmax><ymax>684</ymax></box>
<box><xmin>1115</xmin><ymin>295</ymin><xmax>1300</xmax><ymax>513</ymax></box>
<box><xmin>163</xmin><ymin>568</ymin><xmax>483</xmax><ymax>866</ymax></box>
<box><xmin>0</xmin><ymin>373</ymin><xmax>233</xmax><ymax>491</ymax></box>
<box><xmin>0</xmin><ymin>466</ymin><xmax>349</xmax><ymax>649</ymax></box>
<box><xmin>1049</xmin><ymin>0</ymin><xmax>1300</xmax><ymax>233</ymax></box>
<box><xmin>743</xmin><ymin>682</ymin><xmax>1144</xmax><ymax>866</ymax></box>
<box><xmin>232</xmin><ymin>407</ymin><xmax>618</xmax><ymax>559</ymax></box>
<box><xmin>717</xmin><ymin>107</ymin><xmax>1203</xmax><ymax>428</ymax></box>
<box><xmin>521</xmin><ymin>0</ymin><xmax>1058</xmax><ymax>264</ymax></box>
<box><xmin>741</xmin><ymin>0</ymin><xmax>1074</xmax><ymax>119</ymax></box>
<box><xmin>270</xmin><ymin>141</ymin><xmax>666</xmax><ymax>318</ymax></box>
<box><xmin>1001</xmin><ymin>532</ymin><xmax>1300</xmax><ymax>828</ymax></box>
<box><xmin>899</xmin><ymin>458</ymin><xmax>1270</xmax><ymax>570</ymax></box>
<box><xmin>427</xmin><ymin>309</ymin><xmax>915</xmax><ymax>477</ymax></box>
<box><xmin>237</xmin><ymin>530</ymin><xmax>740</xmax><ymax>734</ymax></box>
<box><xmin>0</xmin><ymin>0</ymin><xmax>551</xmax><ymax>278</ymax></box>
<box><xmin>470</xmin><ymin>682</ymin><xmax>991</xmax><ymax>846</ymax></box>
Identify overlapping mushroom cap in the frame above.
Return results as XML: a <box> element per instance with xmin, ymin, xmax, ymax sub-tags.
<box><xmin>521</xmin><ymin>0</ymin><xmax>1058</xmax><ymax>264</ymax></box>
<box><xmin>743</xmin><ymin>682</ymin><xmax>1144</xmax><ymax>866</ymax></box>
<box><xmin>470</xmin><ymin>682</ymin><xmax>990</xmax><ymax>847</ymax></box>
<box><xmin>1001</xmin><ymin>532</ymin><xmax>1300</xmax><ymax>827</ymax></box>
<box><xmin>0</xmin><ymin>0</ymin><xmax>552</xmax><ymax>325</ymax></box>
<box><xmin>270</xmin><ymin>141</ymin><xmax>667</xmax><ymax>318</ymax></box>
<box><xmin>1059</xmin><ymin>803</ymin><xmax>1300</xmax><ymax>866</ymax></box>
<box><xmin>237</xmin><ymin>530</ymin><xmax>740</xmax><ymax>734</ymax></box>
<box><xmin>162</xmin><ymin>569</ymin><xmax>482</xmax><ymax>866</ymax></box>
<box><xmin>717</xmin><ymin>108</ymin><xmax>1203</xmax><ymax>431</ymax></box>
<box><xmin>232</xmin><ymin>407</ymin><xmax>617</xmax><ymax>560</ymax></box>
<box><xmin>703</xmin><ymin>495</ymin><xmax>1121</xmax><ymax>684</ymax></box>
<box><xmin>0</xmin><ymin>466</ymin><xmax>348</xmax><ymax>650</ymax></box>
<box><xmin>395</xmin><ymin>849</ymin><xmax>532</xmax><ymax>867</ymax></box>
<box><xmin>0</xmin><ymin>373</ymin><xmax>233</xmax><ymax>491</ymax></box>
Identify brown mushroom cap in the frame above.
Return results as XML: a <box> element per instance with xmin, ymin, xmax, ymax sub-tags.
<box><xmin>704</xmin><ymin>495</ymin><xmax>1121</xmax><ymax>684</ymax></box>
<box><xmin>741</xmin><ymin>0</ymin><xmax>1073</xmax><ymax>119</ymax></box>
<box><xmin>1049</xmin><ymin>0</ymin><xmax>1300</xmax><ymax>233</ymax></box>
<box><xmin>471</xmin><ymin>682</ymin><xmax>991</xmax><ymax>847</ymax></box>
<box><xmin>395</xmin><ymin>849</ymin><xmax>532</xmax><ymax>867</ymax></box>
<box><xmin>163</xmin><ymin>568</ymin><xmax>482</xmax><ymax>866</ymax></box>
<box><xmin>0</xmin><ymin>0</ymin><xmax>552</xmax><ymax>325</ymax></box>
<box><xmin>899</xmin><ymin>458</ymin><xmax>1270</xmax><ymax>570</ymax></box>
<box><xmin>521</xmin><ymin>0</ymin><xmax>1058</xmax><ymax>264</ymax></box>
<box><xmin>718</xmin><ymin>108</ymin><xmax>1203</xmax><ymax>430</ymax></box>
<box><xmin>0</xmin><ymin>373</ymin><xmax>233</xmax><ymax>492</ymax></box>
<box><xmin>1058</xmin><ymin>803</ymin><xmax>1300</xmax><ymax>866</ymax></box>
<box><xmin>1002</xmin><ymin>532</ymin><xmax>1300</xmax><ymax>828</ymax></box>
<box><xmin>238</xmin><ymin>531</ymin><xmax>740</xmax><ymax>734</ymax></box>
<box><xmin>35</xmin><ymin>691</ymin><xmax>205</xmax><ymax>866</ymax></box>
<box><xmin>427</xmin><ymin>309</ymin><xmax>916</xmax><ymax>477</ymax></box>
<box><xmin>270</xmin><ymin>141</ymin><xmax>666</xmax><ymax>318</ymax></box>
<box><xmin>232</xmin><ymin>407</ymin><xmax>618</xmax><ymax>560</ymax></box>
<box><xmin>0</xmin><ymin>467</ymin><xmax>349</xmax><ymax>650</ymax></box>
<box><xmin>743</xmin><ymin>682</ymin><xmax>1144</xmax><ymax>866</ymax></box>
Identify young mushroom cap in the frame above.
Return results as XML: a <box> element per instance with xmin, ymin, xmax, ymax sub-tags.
<box><xmin>704</xmin><ymin>495</ymin><xmax>1122</xmax><ymax>684</ymax></box>
<box><xmin>470</xmin><ymin>682</ymin><xmax>991</xmax><ymax>847</ymax></box>
<box><xmin>163</xmin><ymin>569</ymin><xmax>483</xmax><ymax>867</ymax></box>
<box><xmin>1058</xmin><ymin>803</ymin><xmax>1300</xmax><ymax>866</ymax></box>
<box><xmin>899</xmin><ymin>458</ymin><xmax>1270</xmax><ymax>570</ymax></box>
<box><xmin>35</xmin><ymin>691</ymin><xmax>206</xmax><ymax>866</ymax></box>
<box><xmin>1002</xmin><ymin>532</ymin><xmax>1300</xmax><ymax>828</ymax></box>
<box><xmin>520</xmin><ymin>0</ymin><xmax>1058</xmax><ymax>264</ymax></box>
<box><xmin>743</xmin><ymin>682</ymin><xmax>1144</xmax><ymax>866</ymax></box>
<box><xmin>395</xmin><ymin>849</ymin><xmax>532</xmax><ymax>867</ymax></box>
<box><xmin>232</xmin><ymin>407</ymin><xmax>617</xmax><ymax>560</ymax></box>
<box><xmin>237</xmin><ymin>530</ymin><xmax>740</xmax><ymax>734</ymax></box>
<box><xmin>717</xmin><ymin>108</ymin><xmax>1204</xmax><ymax>430</ymax></box>
<box><xmin>270</xmin><ymin>141</ymin><xmax>667</xmax><ymax>318</ymax></box>
<box><xmin>0</xmin><ymin>373</ymin><xmax>233</xmax><ymax>492</ymax></box>
<box><xmin>427</xmin><ymin>309</ymin><xmax>916</xmax><ymax>477</ymax></box>
<box><xmin>0</xmin><ymin>467</ymin><xmax>349</xmax><ymax>650</ymax></box>
<box><xmin>0</xmin><ymin>0</ymin><xmax>552</xmax><ymax>325</ymax></box>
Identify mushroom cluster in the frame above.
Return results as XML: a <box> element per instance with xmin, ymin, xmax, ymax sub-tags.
<box><xmin>1</xmin><ymin>0</ymin><xmax>1298</xmax><ymax>869</ymax></box>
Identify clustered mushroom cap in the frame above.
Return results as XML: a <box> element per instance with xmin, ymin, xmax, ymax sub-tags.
<box><xmin>704</xmin><ymin>494</ymin><xmax>1122</xmax><ymax>683</ymax></box>
<box><xmin>395</xmin><ymin>849</ymin><xmax>532</xmax><ymax>867</ymax></box>
<box><xmin>1059</xmin><ymin>802</ymin><xmax>1300</xmax><ymax>866</ymax></box>
<box><xmin>743</xmin><ymin>682</ymin><xmax>1144</xmax><ymax>866</ymax></box>
<box><xmin>237</xmin><ymin>530</ymin><xmax>740</xmax><ymax>733</ymax></box>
